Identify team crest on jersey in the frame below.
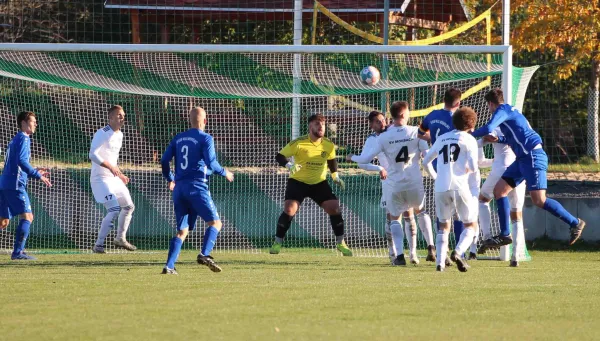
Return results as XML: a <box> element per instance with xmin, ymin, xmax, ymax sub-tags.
<box><xmin>321</xmin><ymin>151</ymin><xmax>327</xmax><ymax>158</ymax></box>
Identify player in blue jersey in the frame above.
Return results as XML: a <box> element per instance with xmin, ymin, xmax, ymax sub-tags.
<box><xmin>418</xmin><ymin>87</ymin><xmax>465</xmax><ymax>261</ymax></box>
<box><xmin>473</xmin><ymin>89</ymin><xmax>585</xmax><ymax>251</ymax></box>
<box><xmin>0</xmin><ymin>111</ymin><xmax>52</xmax><ymax>260</ymax></box>
<box><xmin>159</xmin><ymin>107</ymin><xmax>234</xmax><ymax>275</ymax></box>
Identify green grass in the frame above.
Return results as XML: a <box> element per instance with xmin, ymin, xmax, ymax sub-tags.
<box><xmin>548</xmin><ymin>163</ymin><xmax>600</xmax><ymax>172</ymax></box>
<box><xmin>1</xmin><ymin>250</ymin><xmax>599</xmax><ymax>340</ymax></box>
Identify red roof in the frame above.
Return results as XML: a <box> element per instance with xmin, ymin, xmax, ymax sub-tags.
<box><xmin>105</xmin><ymin>0</ymin><xmax>470</xmax><ymax>22</ymax></box>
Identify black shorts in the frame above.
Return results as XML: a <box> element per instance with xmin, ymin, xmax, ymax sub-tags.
<box><xmin>284</xmin><ymin>178</ymin><xmax>337</xmax><ymax>206</ymax></box>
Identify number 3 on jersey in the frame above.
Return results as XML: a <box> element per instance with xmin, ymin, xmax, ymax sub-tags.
<box><xmin>439</xmin><ymin>143</ymin><xmax>460</xmax><ymax>164</ymax></box>
<box><xmin>180</xmin><ymin>145</ymin><xmax>189</xmax><ymax>170</ymax></box>
<box><xmin>395</xmin><ymin>146</ymin><xmax>409</xmax><ymax>163</ymax></box>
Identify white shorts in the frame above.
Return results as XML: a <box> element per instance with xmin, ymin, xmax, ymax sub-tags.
<box><xmin>384</xmin><ymin>185</ymin><xmax>424</xmax><ymax>217</ymax></box>
<box><xmin>91</xmin><ymin>178</ymin><xmax>132</xmax><ymax>206</ymax></box>
<box><xmin>380</xmin><ymin>180</ymin><xmax>389</xmax><ymax>209</ymax></box>
<box><xmin>435</xmin><ymin>189</ymin><xmax>478</xmax><ymax>224</ymax></box>
<box><xmin>480</xmin><ymin>169</ymin><xmax>526</xmax><ymax>211</ymax></box>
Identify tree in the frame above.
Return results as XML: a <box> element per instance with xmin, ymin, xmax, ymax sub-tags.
<box><xmin>511</xmin><ymin>0</ymin><xmax>600</xmax><ymax>161</ymax></box>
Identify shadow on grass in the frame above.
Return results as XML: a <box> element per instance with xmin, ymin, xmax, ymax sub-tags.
<box><xmin>528</xmin><ymin>236</ymin><xmax>600</xmax><ymax>252</ymax></box>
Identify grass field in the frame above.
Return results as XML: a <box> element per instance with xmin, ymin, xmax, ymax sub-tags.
<box><xmin>1</xmin><ymin>250</ymin><xmax>599</xmax><ymax>341</ymax></box>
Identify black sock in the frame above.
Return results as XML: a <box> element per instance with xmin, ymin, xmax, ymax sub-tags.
<box><xmin>275</xmin><ymin>212</ymin><xmax>294</xmax><ymax>239</ymax></box>
<box><xmin>330</xmin><ymin>214</ymin><xmax>345</xmax><ymax>239</ymax></box>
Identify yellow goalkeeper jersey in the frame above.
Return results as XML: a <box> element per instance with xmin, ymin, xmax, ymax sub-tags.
<box><xmin>280</xmin><ymin>135</ymin><xmax>336</xmax><ymax>185</ymax></box>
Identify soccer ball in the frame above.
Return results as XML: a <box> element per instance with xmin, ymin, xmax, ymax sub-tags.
<box><xmin>360</xmin><ymin>66</ymin><xmax>381</xmax><ymax>86</ymax></box>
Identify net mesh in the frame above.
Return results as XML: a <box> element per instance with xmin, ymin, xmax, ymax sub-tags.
<box><xmin>0</xmin><ymin>50</ymin><xmax>533</xmax><ymax>260</ymax></box>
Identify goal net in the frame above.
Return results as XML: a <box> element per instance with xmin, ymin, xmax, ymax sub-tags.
<box><xmin>0</xmin><ymin>45</ymin><xmax>535</xmax><ymax>260</ymax></box>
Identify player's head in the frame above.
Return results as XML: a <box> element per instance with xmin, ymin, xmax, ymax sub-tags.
<box><xmin>452</xmin><ymin>106</ymin><xmax>477</xmax><ymax>132</ymax></box>
<box><xmin>390</xmin><ymin>101</ymin><xmax>409</xmax><ymax>126</ymax></box>
<box><xmin>108</xmin><ymin>105</ymin><xmax>125</xmax><ymax>131</ymax></box>
<box><xmin>308</xmin><ymin>114</ymin><xmax>326</xmax><ymax>138</ymax></box>
<box><xmin>17</xmin><ymin>111</ymin><xmax>37</xmax><ymax>135</ymax></box>
<box><xmin>368</xmin><ymin>111</ymin><xmax>386</xmax><ymax>133</ymax></box>
<box><xmin>444</xmin><ymin>87</ymin><xmax>462</xmax><ymax>111</ymax></box>
<box><xmin>189</xmin><ymin>107</ymin><xmax>207</xmax><ymax>130</ymax></box>
<box><xmin>484</xmin><ymin>88</ymin><xmax>504</xmax><ymax>113</ymax></box>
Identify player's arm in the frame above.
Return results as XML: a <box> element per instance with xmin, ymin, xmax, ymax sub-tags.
<box><xmin>203</xmin><ymin>135</ymin><xmax>233</xmax><ymax>182</ymax></box>
<box><xmin>160</xmin><ymin>140</ymin><xmax>176</xmax><ymax>184</ymax></box>
<box><xmin>17</xmin><ymin>138</ymin><xmax>51</xmax><ymax>187</ymax></box>
<box><xmin>417</xmin><ymin>117</ymin><xmax>431</xmax><ymax>142</ymax></box>
<box><xmin>327</xmin><ymin>147</ymin><xmax>345</xmax><ymax>190</ymax></box>
<box><xmin>422</xmin><ymin>140</ymin><xmax>440</xmax><ymax>180</ymax></box>
<box><xmin>354</xmin><ymin>136</ymin><xmax>384</xmax><ymax>172</ymax></box>
<box><xmin>277</xmin><ymin>140</ymin><xmax>302</xmax><ymax>174</ymax></box>
<box><xmin>89</xmin><ymin>131</ymin><xmax>122</xmax><ymax>177</ymax></box>
<box><xmin>471</xmin><ymin>109</ymin><xmax>510</xmax><ymax>138</ymax></box>
<box><xmin>346</xmin><ymin>138</ymin><xmax>382</xmax><ymax>164</ymax></box>
<box><xmin>418</xmin><ymin>138</ymin><xmax>436</xmax><ymax>176</ymax></box>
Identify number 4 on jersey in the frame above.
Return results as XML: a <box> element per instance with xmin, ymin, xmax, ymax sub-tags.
<box><xmin>395</xmin><ymin>146</ymin><xmax>409</xmax><ymax>163</ymax></box>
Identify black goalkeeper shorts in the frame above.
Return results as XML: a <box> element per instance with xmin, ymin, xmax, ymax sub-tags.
<box><xmin>284</xmin><ymin>178</ymin><xmax>337</xmax><ymax>206</ymax></box>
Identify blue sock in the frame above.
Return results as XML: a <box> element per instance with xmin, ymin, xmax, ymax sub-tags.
<box><xmin>13</xmin><ymin>219</ymin><xmax>31</xmax><ymax>256</ymax></box>
<box><xmin>544</xmin><ymin>198</ymin><xmax>578</xmax><ymax>227</ymax></box>
<box><xmin>453</xmin><ymin>220</ymin><xmax>464</xmax><ymax>245</ymax></box>
<box><xmin>166</xmin><ymin>236</ymin><xmax>183</xmax><ymax>269</ymax></box>
<box><xmin>201</xmin><ymin>226</ymin><xmax>220</xmax><ymax>256</ymax></box>
<box><xmin>496</xmin><ymin>197</ymin><xmax>511</xmax><ymax>236</ymax></box>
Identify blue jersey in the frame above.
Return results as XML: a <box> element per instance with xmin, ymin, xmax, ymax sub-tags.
<box><xmin>472</xmin><ymin>104</ymin><xmax>542</xmax><ymax>159</ymax></box>
<box><xmin>160</xmin><ymin>128</ymin><xmax>226</xmax><ymax>184</ymax></box>
<box><xmin>418</xmin><ymin>109</ymin><xmax>454</xmax><ymax>145</ymax></box>
<box><xmin>0</xmin><ymin>131</ymin><xmax>41</xmax><ymax>190</ymax></box>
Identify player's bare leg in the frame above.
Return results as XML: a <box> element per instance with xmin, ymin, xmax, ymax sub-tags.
<box><xmin>451</xmin><ymin>221</ymin><xmax>477</xmax><ymax>273</ymax></box>
<box><xmin>270</xmin><ymin>200</ymin><xmax>299</xmax><ymax>254</ymax></box>
<box><xmin>403</xmin><ymin>209</ymin><xmax>419</xmax><ymax>266</ymax></box>
<box><xmin>197</xmin><ymin>220</ymin><xmax>223</xmax><ymax>272</ymax></box>
<box><xmin>529</xmin><ymin>189</ymin><xmax>586</xmax><ymax>245</ymax></box>
<box><xmin>322</xmin><ymin>199</ymin><xmax>352</xmax><ymax>257</ymax></box>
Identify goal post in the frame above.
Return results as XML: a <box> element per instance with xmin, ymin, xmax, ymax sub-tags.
<box><xmin>0</xmin><ymin>43</ymin><xmax>531</xmax><ymax>260</ymax></box>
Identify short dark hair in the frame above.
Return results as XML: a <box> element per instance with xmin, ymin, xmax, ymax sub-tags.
<box><xmin>484</xmin><ymin>88</ymin><xmax>504</xmax><ymax>105</ymax></box>
<box><xmin>444</xmin><ymin>88</ymin><xmax>462</xmax><ymax>107</ymax></box>
<box><xmin>368</xmin><ymin>110</ymin><xmax>384</xmax><ymax>122</ymax></box>
<box><xmin>308</xmin><ymin>113</ymin><xmax>326</xmax><ymax>123</ymax></box>
<box><xmin>452</xmin><ymin>107</ymin><xmax>477</xmax><ymax>131</ymax></box>
<box><xmin>390</xmin><ymin>101</ymin><xmax>409</xmax><ymax>119</ymax></box>
<box><xmin>108</xmin><ymin>105</ymin><xmax>124</xmax><ymax>116</ymax></box>
<box><xmin>17</xmin><ymin>111</ymin><xmax>36</xmax><ymax>129</ymax></box>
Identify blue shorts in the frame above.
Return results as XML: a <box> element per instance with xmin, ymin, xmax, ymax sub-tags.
<box><xmin>0</xmin><ymin>188</ymin><xmax>32</xmax><ymax>219</ymax></box>
<box><xmin>502</xmin><ymin>148</ymin><xmax>548</xmax><ymax>191</ymax></box>
<box><xmin>172</xmin><ymin>182</ymin><xmax>219</xmax><ymax>231</ymax></box>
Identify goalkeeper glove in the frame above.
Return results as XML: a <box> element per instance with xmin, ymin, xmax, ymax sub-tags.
<box><xmin>331</xmin><ymin>172</ymin><xmax>345</xmax><ymax>190</ymax></box>
<box><xmin>286</xmin><ymin>162</ymin><xmax>302</xmax><ymax>176</ymax></box>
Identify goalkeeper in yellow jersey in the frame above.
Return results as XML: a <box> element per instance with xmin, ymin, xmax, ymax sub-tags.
<box><xmin>270</xmin><ymin>114</ymin><xmax>352</xmax><ymax>256</ymax></box>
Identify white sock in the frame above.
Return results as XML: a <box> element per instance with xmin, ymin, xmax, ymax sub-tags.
<box><xmin>417</xmin><ymin>212</ymin><xmax>434</xmax><ymax>247</ymax></box>
<box><xmin>511</xmin><ymin>219</ymin><xmax>524</xmax><ymax>261</ymax></box>
<box><xmin>116</xmin><ymin>204</ymin><xmax>135</xmax><ymax>240</ymax></box>
<box><xmin>479</xmin><ymin>201</ymin><xmax>492</xmax><ymax>240</ymax></box>
<box><xmin>455</xmin><ymin>227</ymin><xmax>476</xmax><ymax>255</ymax></box>
<box><xmin>470</xmin><ymin>224</ymin><xmax>480</xmax><ymax>254</ymax></box>
<box><xmin>96</xmin><ymin>210</ymin><xmax>119</xmax><ymax>246</ymax></box>
<box><xmin>404</xmin><ymin>217</ymin><xmax>417</xmax><ymax>257</ymax></box>
<box><xmin>390</xmin><ymin>220</ymin><xmax>404</xmax><ymax>256</ymax></box>
<box><xmin>385</xmin><ymin>219</ymin><xmax>396</xmax><ymax>258</ymax></box>
<box><xmin>436</xmin><ymin>230</ymin><xmax>449</xmax><ymax>267</ymax></box>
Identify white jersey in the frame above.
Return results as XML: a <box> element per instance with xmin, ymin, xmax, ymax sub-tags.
<box><xmin>479</xmin><ymin>128</ymin><xmax>516</xmax><ymax>170</ymax></box>
<box><xmin>356</xmin><ymin>132</ymin><xmax>390</xmax><ymax>173</ymax></box>
<box><xmin>423</xmin><ymin>129</ymin><xmax>478</xmax><ymax>193</ymax></box>
<box><xmin>352</xmin><ymin>124</ymin><xmax>428</xmax><ymax>191</ymax></box>
<box><xmin>89</xmin><ymin>125</ymin><xmax>123</xmax><ymax>182</ymax></box>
